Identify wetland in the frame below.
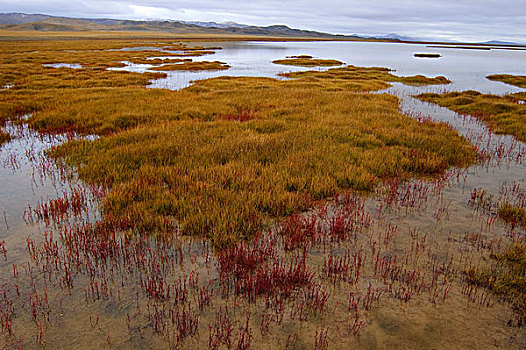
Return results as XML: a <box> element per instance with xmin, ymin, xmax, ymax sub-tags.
<box><xmin>0</xmin><ymin>37</ymin><xmax>525</xmax><ymax>349</ymax></box>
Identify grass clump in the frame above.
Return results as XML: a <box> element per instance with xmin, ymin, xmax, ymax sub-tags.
<box><xmin>273</xmin><ymin>56</ymin><xmax>344</xmax><ymax>67</ymax></box>
<box><xmin>487</xmin><ymin>74</ymin><xmax>526</xmax><ymax>88</ymax></box>
<box><xmin>149</xmin><ymin>60</ymin><xmax>230</xmax><ymax>71</ymax></box>
<box><xmin>416</xmin><ymin>90</ymin><xmax>526</xmax><ymax>142</ymax></box>
<box><xmin>499</xmin><ymin>203</ymin><xmax>526</xmax><ymax>229</ymax></box>
<box><xmin>466</xmin><ymin>243</ymin><xmax>526</xmax><ymax>326</ymax></box>
<box><xmin>0</xmin><ymin>131</ymin><xmax>10</xmax><ymax>145</ymax></box>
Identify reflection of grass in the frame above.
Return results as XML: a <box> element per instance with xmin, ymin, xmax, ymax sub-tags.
<box><xmin>273</xmin><ymin>57</ymin><xmax>344</xmax><ymax>67</ymax></box>
<box><xmin>416</xmin><ymin>90</ymin><xmax>526</xmax><ymax>142</ymax></box>
<box><xmin>487</xmin><ymin>74</ymin><xmax>526</xmax><ymax>88</ymax></box>
<box><xmin>466</xmin><ymin>243</ymin><xmax>526</xmax><ymax>326</ymax></box>
<box><xmin>499</xmin><ymin>203</ymin><xmax>526</xmax><ymax>229</ymax></box>
<box><xmin>149</xmin><ymin>61</ymin><xmax>230</xmax><ymax>71</ymax></box>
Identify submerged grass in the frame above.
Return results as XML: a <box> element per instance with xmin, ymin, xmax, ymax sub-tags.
<box><xmin>487</xmin><ymin>74</ymin><xmax>526</xmax><ymax>88</ymax></box>
<box><xmin>416</xmin><ymin>90</ymin><xmax>526</xmax><ymax>142</ymax></box>
<box><xmin>272</xmin><ymin>57</ymin><xmax>344</xmax><ymax>67</ymax></box>
<box><xmin>466</xmin><ymin>243</ymin><xmax>526</xmax><ymax>326</ymax></box>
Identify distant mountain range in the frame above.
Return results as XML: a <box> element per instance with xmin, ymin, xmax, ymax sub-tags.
<box><xmin>0</xmin><ymin>13</ymin><xmax>522</xmax><ymax>45</ymax></box>
<box><xmin>0</xmin><ymin>12</ymin><xmax>358</xmax><ymax>39</ymax></box>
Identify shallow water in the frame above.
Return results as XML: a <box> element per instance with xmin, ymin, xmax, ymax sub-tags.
<box><xmin>0</xmin><ymin>40</ymin><xmax>525</xmax><ymax>349</ymax></box>
<box><xmin>111</xmin><ymin>41</ymin><xmax>526</xmax><ymax>92</ymax></box>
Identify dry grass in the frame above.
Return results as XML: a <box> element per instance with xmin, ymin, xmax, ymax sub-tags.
<box><xmin>487</xmin><ymin>74</ymin><xmax>526</xmax><ymax>88</ymax></box>
<box><xmin>416</xmin><ymin>90</ymin><xmax>526</xmax><ymax>142</ymax></box>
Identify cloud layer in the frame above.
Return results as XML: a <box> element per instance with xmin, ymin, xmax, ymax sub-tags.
<box><xmin>1</xmin><ymin>0</ymin><xmax>525</xmax><ymax>42</ymax></box>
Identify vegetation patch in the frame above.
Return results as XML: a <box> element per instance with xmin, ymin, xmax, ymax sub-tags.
<box><xmin>487</xmin><ymin>74</ymin><xmax>526</xmax><ymax>88</ymax></box>
<box><xmin>499</xmin><ymin>203</ymin><xmax>526</xmax><ymax>229</ymax></box>
<box><xmin>149</xmin><ymin>60</ymin><xmax>230</xmax><ymax>71</ymax></box>
<box><xmin>466</xmin><ymin>242</ymin><xmax>526</xmax><ymax>326</ymax></box>
<box><xmin>45</xmin><ymin>73</ymin><xmax>474</xmax><ymax>246</ymax></box>
<box><xmin>416</xmin><ymin>90</ymin><xmax>526</xmax><ymax>142</ymax></box>
<box><xmin>281</xmin><ymin>65</ymin><xmax>451</xmax><ymax>88</ymax></box>
<box><xmin>0</xmin><ymin>131</ymin><xmax>10</xmax><ymax>145</ymax></box>
<box><xmin>272</xmin><ymin>56</ymin><xmax>344</xmax><ymax>67</ymax></box>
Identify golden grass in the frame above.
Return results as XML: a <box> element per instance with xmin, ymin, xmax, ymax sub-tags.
<box><xmin>148</xmin><ymin>60</ymin><xmax>230</xmax><ymax>71</ymax></box>
<box><xmin>0</xmin><ymin>40</ymin><xmax>223</xmax><ymax>90</ymax></box>
<box><xmin>487</xmin><ymin>74</ymin><xmax>526</xmax><ymax>88</ymax></box>
<box><xmin>0</xmin><ymin>38</ymin><xmax>475</xmax><ymax>246</ymax></box>
<box><xmin>46</xmin><ymin>74</ymin><xmax>474</xmax><ymax>246</ymax></box>
<box><xmin>280</xmin><ymin>65</ymin><xmax>451</xmax><ymax>88</ymax></box>
<box><xmin>499</xmin><ymin>203</ymin><xmax>526</xmax><ymax>229</ymax></box>
<box><xmin>416</xmin><ymin>90</ymin><xmax>526</xmax><ymax>142</ymax></box>
<box><xmin>272</xmin><ymin>57</ymin><xmax>344</xmax><ymax>67</ymax></box>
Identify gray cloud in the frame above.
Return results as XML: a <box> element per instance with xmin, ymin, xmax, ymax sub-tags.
<box><xmin>1</xmin><ymin>0</ymin><xmax>525</xmax><ymax>42</ymax></box>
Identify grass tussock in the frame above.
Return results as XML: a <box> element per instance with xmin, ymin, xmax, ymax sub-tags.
<box><xmin>272</xmin><ymin>57</ymin><xmax>344</xmax><ymax>67</ymax></box>
<box><xmin>487</xmin><ymin>74</ymin><xmax>526</xmax><ymax>88</ymax></box>
<box><xmin>416</xmin><ymin>90</ymin><xmax>526</xmax><ymax>142</ymax></box>
<box><xmin>149</xmin><ymin>60</ymin><xmax>230</xmax><ymax>71</ymax></box>
<box><xmin>0</xmin><ymin>131</ymin><xmax>10</xmax><ymax>145</ymax></box>
<box><xmin>499</xmin><ymin>203</ymin><xmax>526</xmax><ymax>229</ymax></box>
<box><xmin>466</xmin><ymin>243</ymin><xmax>526</xmax><ymax>326</ymax></box>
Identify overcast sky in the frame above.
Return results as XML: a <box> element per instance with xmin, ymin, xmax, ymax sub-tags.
<box><xmin>1</xmin><ymin>0</ymin><xmax>525</xmax><ymax>42</ymax></box>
